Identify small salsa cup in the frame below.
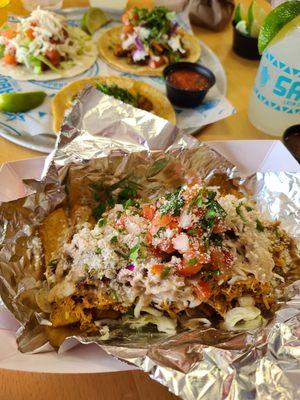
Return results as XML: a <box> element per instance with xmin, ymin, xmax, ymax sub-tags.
<box><xmin>163</xmin><ymin>62</ymin><xmax>216</xmax><ymax>108</ymax></box>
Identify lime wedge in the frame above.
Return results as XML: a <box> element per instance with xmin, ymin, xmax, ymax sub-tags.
<box><xmin>81</xmin><ymin>7</ymin><xmax>111</xmax><ymax>35</ymax></box>
<box><xmin>233</xmin><ymin>3</ymin><xmax>248</xmax><ymax>25</ymax></box>
<box><xmin>248</xmin><ymin>0</ymin><xmax>270</xmax><ymax>38</ymax></box>
<box><xmin>0</xmin><ymin>91</ymin><xmax>46</xmax><ymax>113</ymax></box>
<box><xmin>258</xmin><ymin>0</ymin><xmax>300</xmax><ymax>54</ymax></box>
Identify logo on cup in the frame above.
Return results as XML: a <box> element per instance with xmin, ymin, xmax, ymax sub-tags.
<box><xmin>254</xmin><ymin>50</ymin><xmax>300</xmax><ymax>114</ymax></box>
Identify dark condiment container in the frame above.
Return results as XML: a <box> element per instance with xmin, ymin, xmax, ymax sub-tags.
<box><xmin>232</xmin><ymin>22</ymin><xmax>261</xmax><ymax>60</ymax></box>
<box><xmin>163</xmin><ymin>62</ymin><xmax>216</xmax><ymax>108</ymax></box>
<box><xmin>283</xmin><ymin>125</ymin><xmax>300</xmax><ymax>163</ymax></box>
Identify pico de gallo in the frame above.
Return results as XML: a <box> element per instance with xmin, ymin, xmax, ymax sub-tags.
<box><xmin>114</xmin><ymin>6</ymin><xmax>190</xmax><ymax>69</ymax></box>
<box><xmin>0</xmin><ymin>8</ymin><xmax>92</xmax><ymax>73</ymax></box>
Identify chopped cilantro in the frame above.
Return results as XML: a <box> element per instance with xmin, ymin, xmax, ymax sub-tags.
<box><xmin>206</xmin><ymin>209</ymin><xmax>216</xmax><ymax>219</ymax></box>
<box><xmin>124</xmin><ymin>198</ymin><xmax>140</xmax><ymax>209</ymax></box>
<box><xmin>201</xmin><ymin>189</ymin><xmax>226</xmax><ymax>248</ymax></box>
<box><xmin>246</xmin><ymin>206</ymin><xmax>253</xmax><ymax>212</ymax></box>
<box><xmin>187</xmin><ymin>258</ymin><xmax>197</xmax><ymax>266</ymax></box>
<box><xmin>117</xmin><ymin>187</ymin><xmax>137</xmax><ymax>204</ymax></box>
<box><xmin>91</xmin><ymin>176</ymin><xmax>142</xmax><ymax>220</ymax></box>
<box><xmin>89</xmin><ymin>267</ymin><xmax>97</xmax><ymax>276</ymax></box>
<box><xmin>133</xmin><ymin>7</ymin><xmax>176</xmax><ymax>41</ymax></box>
<box><xmin>83</xmin><ymin>263</ymin><xmax>89</xmax><ymax>272</ymax></box>
<box><xmin>256</xmin><ymin>219</ymin><xmax>265</xmax><ymax>232</ymax></box>
<box><xmin>187</xmin><ymin>228</ymin><xmax>198</xmax><ymax>236</ymax></box>
<box><xmin>210</xmin><ymin>233</ymin><xmax>223</xmax><ymax>246</ymax></box>
<box><xmin>236</xmin><ymin>203</ymin><xmax>247</xmax><ymax>222</ymax></box>
<box><xmin>93</xmin><ymin>203</ymin><xmax>106</xmax><ymax>220</ymax></box>
<box><xmin>96</xmin><ymin>83</ymin><xmax>138</xmax><ymax>107</ymax></box>
<box><xmin>159</xmin><ymin>187</ymin><xmax>185</xmax><ymax>216</ymax></box>
<box><xmin>110</xmin><ymin>289</ymin><xmax>119</xmax><ymax>302</ymax></box>
<box><xmin>206</xmin><ymin>190</ymin><xmax>217</xmax><ymax>202</ymax></box>
<box><xmin>125</xmin><ymin>307</ymin><xmax>134</xmax><ymax>317</ymax></box>
<box><xmin>0</xmin><ymin>45</ymin><xmax>5</xmax><ymax>59</ymax></box>
<box><xmin>95</xmin><ymin>247</ymin><xmax>102</xmax><ymax>255</ymax></box>
<box><xmin>129</xmin><ymin>242</ymin><xmax>140</xmax><ymax>262</ymax></box>
<box><xmin>110</xmin><ymin>236</ymin><xmax>118</xmax><ymax>243</ymax></box>
<box><xmin>160</xmin><ymin>266</ymin><xmax>170</xmax><ymax>279</ymax></box>
<box><xmin>154</xmin><ymin>226</ymin><xmax>166</xmax><ymax>238</ymax></box>
<box><xmin>48</xmin><ymin>259</ymin><xmax>58</xmax><ymax>267</ymax></box>
<box><xmin>115</xmin><ymin>249</ymin><xmax>128</xmax><ymax>260</ymax></box>
<box><xmin>202</xmin><ymin>269</ymin><xmax>221</xmax><ymax>280</ymax></box>
<box><xmin>209</xmin><ymin>269</ymin><xmax>221</xmax><ymax>275</ymax></box>
<box><xmin>193</xmin><ymin>191</ymin><xmax>203</xmax><ymax>207</ymax></box>
<box><xmin>98</xmin><ymin>217</ymin><xmax>107</xmax><ymax>227</ymax></box>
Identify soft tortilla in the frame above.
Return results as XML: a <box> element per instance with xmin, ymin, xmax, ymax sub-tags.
<box><xmin>52</xmin><ymin>75</ymin><xmax>176</xmax><ymax>132</ymax></box>
<box><xmin>98</xmin><ymin>25</ymin><xmax>201</xmax><ymax>76</ymax></box>
<box><xmin>0</xmin><ymin>27</ymin><xmax>98</xmax><ymax>81</ymax></box>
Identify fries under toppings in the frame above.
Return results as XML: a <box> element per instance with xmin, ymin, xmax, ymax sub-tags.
<box><xmin>38</xmin><ymin>180</ymin><xmax>294</xmax><ymax>336</ymax></box>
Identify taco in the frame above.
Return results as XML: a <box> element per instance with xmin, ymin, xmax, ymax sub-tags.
<box><xmin>98</xmin><ymin>6</ymin><xmax>201</xmax><ymax>76</ymax></box>
<box><xmin>0</xmin><ymin>8</ymin><xmax>98</xmax><ymax>81</ymax></box>
<box><xmin>52</xmin><ymin>75</ymin><xmax>176</xmax><ymax>132</ymax></box>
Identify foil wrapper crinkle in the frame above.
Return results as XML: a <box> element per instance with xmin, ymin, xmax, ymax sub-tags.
<box><xmin>0</xmin><ymin>87</ymin><xmax>299</xmax><ymax>399</ymax></box>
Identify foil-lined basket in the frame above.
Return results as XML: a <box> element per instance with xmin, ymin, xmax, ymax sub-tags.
<box><xmin>0</xmin><ymin>87</ymin><xmax>299</xmax><ymax>399</ymax></box>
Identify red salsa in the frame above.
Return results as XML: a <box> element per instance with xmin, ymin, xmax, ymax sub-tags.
<box><xmin>168</xmin><ymin>69</ymin><xmax>210</xmax><ymax>91</ymax></box>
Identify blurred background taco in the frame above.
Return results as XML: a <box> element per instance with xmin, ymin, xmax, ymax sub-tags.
<box><xmin>98</xmin><ymin>6</ymin><xmax>201</xmax><ymax>76</ymax></box>
<box><xmin>0</xmin><ymin>8</ymin><xmax>98</xmax><ymax>81</ymax></box>
<box><xmin>52</xmin><ymin>75</ymin><xmax>176</xmax><ymax>132</ymax></box>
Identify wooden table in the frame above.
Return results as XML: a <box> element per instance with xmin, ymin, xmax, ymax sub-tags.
<box><xmin>0</xmin><ymin>1</ymin><xmax>273</xmax><ymax>399</ymax></box>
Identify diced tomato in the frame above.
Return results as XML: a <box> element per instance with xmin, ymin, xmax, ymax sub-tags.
<box><xmin>177</xmin><ymin>250</ymin><xmax>208</xmax><ymax>277</ymax></box>
<box><xmin>45</xmin><ymin>49</ymin><xmax>61</xmax><ymax>66</ymax></box>
<box><xmin>156</xmin><ymin>214</ymin><xmax>178</xmax><ymax>229</ymax></box>
<box><xmin>159</xmin><ymin>239</ymin><xmax>175</xmax><ymax>254</ymax></box>
<box><xmin>1</xmin><ymin>28</ymin><xmax>17</xmax><ymax>40</ymax></box>
<box><xmin>146</xmin><ymin>230</ymin><xmax>152</xmax><ymax>244</ymax></box>
<box><xmin>116</xmin><ymin>215</ymin><xmax>127</xmax><ymax>228</ymax></box>
<box><xmin>210</xmin><ymin>248</ymin><xmax>233</xmax><ymax>273</ymax></box>
<box><xmin>25</xmin><ymin>28</ymin><xmax>35</xmax><ymax>39</ymax></box>
<box><xmin>123</xmin><ymin>24</ymin><xmax>134</xmax><ymax>35</ymax></box>
<box><xmin>151</xmin><ymin>264</ymin><xmax>164</xmax><ymax>275</ymax></box>
<box><xmin>3</xmin><ymin>53</ymin><xmax>17</xmax><ymax>65</ymax></box>
<box><xmin>142</xmin><ymin>204</ymin><xmax>156</xmax><ymax>221</ymax></box>
<box><xmin>122</xmin><ymin>8</ymin><xmax>138</xmax><ymax>25</ymax></box>
<box><xmin>193</xmin><ymin>280</ymin><xmax>211</xmax><ymax>300</ymax></box>
<box><xmin>212</xmin><ymin>218</ymin><xmax>227</xmax><ymax>234</ymax></box>
<box><xmin>30</xmin><ymin>21</ymin><xmax>38</xmax><ymax>27</ymax></box>
<box><xmin>149</xmin><ymin>56</ymin><xmax>166</xmax><ymax>69</ymax></box>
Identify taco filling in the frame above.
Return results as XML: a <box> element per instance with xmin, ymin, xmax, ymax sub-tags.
<box><xmin>114</xmin><ymin>6</ymin><xmax>190</xmax><ymax>69</ymax></box>
<box><xmin>96</xmin><ymin>83</ymin><xmax>153</xmax><ymax>111</ymax></box>
<box><xmin>37</xmin><ymin>180</ymin><xmax>296</xmax><ymax>337</ymax></box>
<box><xmin>0</xmin><ymin>8</ymin><xmax>94</xmax><ymax>74</ymax></box>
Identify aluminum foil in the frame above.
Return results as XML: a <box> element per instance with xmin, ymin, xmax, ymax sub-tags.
<box><xmin>0</xmin><ymin>86</ymin><xmax>299</xmax><ymax>399</ymax></box>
